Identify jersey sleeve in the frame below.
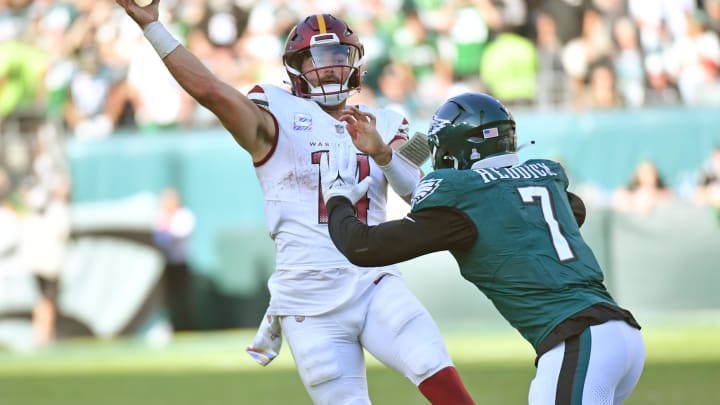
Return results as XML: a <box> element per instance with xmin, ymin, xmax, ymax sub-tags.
<box><xmin>359</xmin><ymin>105</ymin><xmax>408</xmax><ymax>144</ymax></box>
<box><xmin>326</xmin><ymin>196</ymin><xmax>477</xmax><ymax>267</ymax></box>
<box><xmin>546</xmin><ymin>159</ymin><xmax>570</xmax><ymax>188</ymax></box>
<box><xmin>247</xmin><ymin>84</ymin><xmax>270</xmax><ymax>112</ymax></box>
<box><xmin>567</xmin><ymin>191</ymin><xmax>586</xmax><ymax>227</ymax></box>
<box><xmin>389</xmin><ymin>117</ymin><xmax>410</xmax><ymax>145</ymax></box>
<box><xmin>410</xmin><ymin>170</ymin><xmax>461</xmax><ymax>213</ymax></box>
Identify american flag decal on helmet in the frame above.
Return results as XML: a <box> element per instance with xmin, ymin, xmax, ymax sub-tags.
<box><xmin>483</xmin><ymin>127</ymin><xmax>499</xmax><ymax>138</ymax></box>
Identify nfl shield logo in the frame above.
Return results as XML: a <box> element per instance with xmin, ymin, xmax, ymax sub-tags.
<box><xmin>335</xmin><ymin>124</ymin><xmax>345</xmax><ymax>134</ymax></box>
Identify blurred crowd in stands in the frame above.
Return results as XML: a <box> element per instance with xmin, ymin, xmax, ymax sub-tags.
<box><xmin>1</xmin><ymin>0</ymin><xmax>719</xmax><ymax>220</ymax></box>
<box><xmin>1</xmin><ymin>0</ymin><xmax>719</xmax><ymax>139</ymax></box>
<box><xmin>1</xmin><ymin>0</ymin><xmax>719</xmax><ymax>214</ymax></box>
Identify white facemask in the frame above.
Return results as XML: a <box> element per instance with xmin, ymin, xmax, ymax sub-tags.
<box><xmin>309</xmin><ymin>83</ymin><xmax>350</xmax><ymax>106</ymax></box>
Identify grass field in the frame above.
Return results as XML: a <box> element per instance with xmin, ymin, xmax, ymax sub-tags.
<box><xmin>1</xmin><ymin>322</ymin><xmax>719</xmax><ymax>405</ymax></box>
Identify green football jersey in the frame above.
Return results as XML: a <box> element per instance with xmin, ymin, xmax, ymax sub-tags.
<box><xmin>410</xmin><ymin>159</ymin><xmax>617</xmax><ymax>351</ymax></box>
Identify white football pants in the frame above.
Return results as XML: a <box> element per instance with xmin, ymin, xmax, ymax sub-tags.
<box><xmin>529</xmin><ymin>320</ymin><xmax>645</xmax><ymax>404</ymax></box>
<box><xmin>279</xmin><ymin>274</ymin><xmax>454</xmax><ymax>405</ymax></box>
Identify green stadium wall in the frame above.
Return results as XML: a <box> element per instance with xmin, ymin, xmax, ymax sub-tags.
<box><xmin>66</xmin><ymin>107</ymin><xmax>720</xmax><ymax>328</ymax></box>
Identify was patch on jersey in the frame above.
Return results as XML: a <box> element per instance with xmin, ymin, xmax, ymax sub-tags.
<box><xmin>293</xmin><ymin>113</ymin><xmax>312</xmax><ymax>131</ymax></box>
<box><xmin>410</xmin><ymin>178</ymin><xmax>443</xmax><ymax>208</ymax></box>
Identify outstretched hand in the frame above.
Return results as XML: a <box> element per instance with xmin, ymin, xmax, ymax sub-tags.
<box><xmin>115</xmin><ymin>0</ymin><xmax>159</xmax><ymax>29</ymax></box>
<box><xmin>340</xmin><ymin>106</ymin><xmax>392</xmax><ymax>165</ymax></box>
<box><xmin>246</xmin><ymin>313</ymin><xmax>282</xmax><ymax>367</ymax></box>
<box><xmin>320</xmin><ymin>144</ymin><xmax>372</xmax><ymax>205</ymax></box>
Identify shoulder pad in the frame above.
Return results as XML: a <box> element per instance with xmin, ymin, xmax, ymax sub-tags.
<box><xmin>248</xmin><ymin>85</ymin><xmax>269</xmax><ymax>111</ymax></box>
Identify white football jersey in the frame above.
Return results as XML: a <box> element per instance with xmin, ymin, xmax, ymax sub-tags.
<box><xmin>248</xmin><ymin>84</ymin><xmax>407</xmax><ymax>315</ymax></box>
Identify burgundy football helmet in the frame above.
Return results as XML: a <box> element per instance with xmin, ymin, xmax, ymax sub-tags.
<box><xmin>283</xmin><ymin>14</ymin><xmax>365</xmax><ymax>106</ymax></box>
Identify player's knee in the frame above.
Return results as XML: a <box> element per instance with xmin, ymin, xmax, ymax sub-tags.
<box><xmin>372</xmin><ymin>278</ymin><xmax>452</xmax><ymax>379</ymax></box>
<box><xmin>401</xmin><ymin>336</ymin><xmax>449</xmax><ymax>378</ymax></box>
<box><xmin>388</xmin><ymin>310</ymin><xmax>449</xmax><ymax>377</ymax></box>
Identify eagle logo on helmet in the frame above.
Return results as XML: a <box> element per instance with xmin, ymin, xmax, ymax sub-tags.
<box><xmin>427</xmin><ymin>116</ymin><xmax>451</xmax><ymax>138</ymax></box>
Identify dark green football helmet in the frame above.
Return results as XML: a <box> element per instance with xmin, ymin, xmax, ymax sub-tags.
<box><xmin>427</xmin><ymin>92</ymin><xmax>517</xmax><ymax>170</ymax></box>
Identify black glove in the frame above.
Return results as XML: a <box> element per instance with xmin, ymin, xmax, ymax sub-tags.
<box><xmin>567</xmin><ymin>192</ymin><xmax>586</xmax><ymax>227</ymax></box>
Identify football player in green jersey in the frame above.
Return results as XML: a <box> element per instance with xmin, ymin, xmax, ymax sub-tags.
<box><xmin>322</xmin><ymin>92</ymin><xmax>645</xmax><ymax>404</ymax></box>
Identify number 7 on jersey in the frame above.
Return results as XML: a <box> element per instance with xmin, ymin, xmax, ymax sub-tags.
<box><xmin>517</xmin><ymin>186</ymin><xmax>576</xmax><ymax>262</ymax></box>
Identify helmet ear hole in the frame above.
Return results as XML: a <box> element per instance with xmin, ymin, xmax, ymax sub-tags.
<box><xmin>294</xmin><ymin>75</ymin><xmax>311</xmax><ymax>94</ymax></box>
<box><xmin>347</xmin><ymin>73</ymin><xmax>361</xmax><ymax>89</ymax></box>
<box><xmin>286</xmin><ymin>52</ymin><xmax>304</xmax><ymax>72</ymax></box>
<box><xmin>441</xmin><ymin>157</ymin><xmax>457</xmax><ymax>169</ymax></box>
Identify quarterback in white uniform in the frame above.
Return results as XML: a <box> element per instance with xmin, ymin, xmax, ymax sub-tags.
<box><xmin>115</xmin><ymin>3</ymin><xmax>474</xmax><ymax>404</ymax></box>
<box><xmin>250</xmin><ymin>83</ymin><xmax>405</xmax><ymax>315</ymax></box>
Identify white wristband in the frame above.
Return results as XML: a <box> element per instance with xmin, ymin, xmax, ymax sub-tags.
<box><xmin>379</xmin><ymin>150</ymin><xmax>420</xmax><ymax>197</ymax></box>
<box><xmin>143</xmin><ymin>21</ymin><xmax>181</xmax><ymax>59</ymax></box>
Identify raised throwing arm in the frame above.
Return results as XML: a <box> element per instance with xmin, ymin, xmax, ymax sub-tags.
<box><xmin>115</xmin><ymin>0</ymin><xmax>275</xmax><ymax>162</ymax></box>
